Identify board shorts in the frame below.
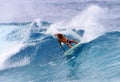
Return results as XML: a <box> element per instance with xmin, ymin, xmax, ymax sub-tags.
<box><xmin>65</xmin><ymin>39</ymin><xmax>72</xmax><ymax>45</ymax></box>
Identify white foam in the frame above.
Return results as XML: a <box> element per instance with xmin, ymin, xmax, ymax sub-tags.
<box><xmin>45</xmin><ymin>21</ymin><xmax>82</xmax><ymax>41</ymax></box>
<box><xmin>45</xmin><ymin>5</ymin><xmax>106</xmax><ymax>43</ymax></box>
<box><xmin>45</xmin><ymin>23</ymin><xmax>63</xmax><ymax>35</ymax></box>
<box><xmin>68</xmin><ymin>5</ymin><xmax>106</xmax><ymax>43</ymax></box>
<box><xmin>0</xmin><ymin>44</ymin><xmax>24</xmax><ymax>69</ymax></box>
<box><xmin>6</xmin><ymin>57</ymin><xmax>30</xmax><ymax>70</ymax></box>
<box><xmin>48</xmin><ymin>61</ymin><xmax>56</xmax><ymax>66</ymax></box>
<box><xmin>29</xmin><ymin>18</ymin><xmax>42</xmax><ymax>28</ymax></box>
<box><xmin>0</xmin><ymin>25</ymin><xmax>29</xmax><ymax>70</ymax></box>
<box><xmin>0</xmin><ymin>42</ymin><xmax>25</xmax><ymax>70</ymax></box>
<box><xmin>28</xmin><ymin>18</ymin><xmax>48</xmax><ymax>35</ymax></box>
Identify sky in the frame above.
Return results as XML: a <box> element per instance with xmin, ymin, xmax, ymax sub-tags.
<box><xmin>0</xmin><ymin>0</ymin><xmax>81</xmax><ymax>23</ymax></box>
<box><xmin>0</xmin><ymin>0</ymin><xmax>116</xmax><ymax>23</ymax></box>
<box><xmin>0</xmin><ymin>0</ymin><xmax>46</xmax><ymax>23</ymax></box>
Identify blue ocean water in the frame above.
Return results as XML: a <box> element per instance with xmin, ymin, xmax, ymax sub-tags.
<box><xmin>0</xmin><ymin>0</ymin><xmax>120</xmax><ymax>82</ymax></box>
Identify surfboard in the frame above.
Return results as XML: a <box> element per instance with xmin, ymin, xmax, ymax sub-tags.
<box><xmin>63</xmin><ymin>42</ymin><xmax>82</xmax><ymax>56</ymax></box>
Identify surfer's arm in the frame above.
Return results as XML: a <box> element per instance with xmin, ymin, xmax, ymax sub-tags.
<box><xmin>58</xmin><ymin>40</ymin><xmax>62</xmax><ymax>48</ymax></box>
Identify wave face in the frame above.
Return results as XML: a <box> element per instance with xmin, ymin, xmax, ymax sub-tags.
<box><xmin>66</xmin><ymin>32</ymin><xmax>120</xmax><ymax>82</ymax></box>
<box><xmin>0</xmin><ymin>1</ymin><xmax>120</xmax><ymax>82</ymax></box>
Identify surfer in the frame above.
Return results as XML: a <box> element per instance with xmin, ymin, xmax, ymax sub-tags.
<box><xmin>54</xmin><ymin>33</ymin><xmax>78</xmax><ymax>48</ymax></box>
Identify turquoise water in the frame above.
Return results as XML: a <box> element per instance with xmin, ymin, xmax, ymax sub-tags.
<box><xmin>0</xmin><ymin>0</ymin><xmax>120</xmax><ymax>82</ymax></box>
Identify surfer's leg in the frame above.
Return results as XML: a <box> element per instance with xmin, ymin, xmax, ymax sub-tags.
<box><xmin>66</xmin><ymin>43</ymin><xmax>72</xmax><ymax>48</ymax></box>
<box><xmin>70</xmin><ymin>40</ymin><xmax>78</xmax><ymax>44</ymax></box>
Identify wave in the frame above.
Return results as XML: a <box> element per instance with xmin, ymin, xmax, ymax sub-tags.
<box><xmin>0</xmin><ymin>5</ymin><xmax>120</xmax><ymax>82</ymax></box>
<box><xmin>1</xmin><ymin>30</ymin><xmax>120</xmax><ymax>82</ymax></box>
<box><xmin>0</xmin><ymin>5</ymin><xmax>112</xmax><ymax>70</ymax></box>
<box><xmin>65</xmin><ymin>31</ymin><xmax>120</xmax><ymax>82</ymax></box>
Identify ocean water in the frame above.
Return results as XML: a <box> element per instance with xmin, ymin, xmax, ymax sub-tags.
<box><xmin>0</xmin><ymin>0</ymin><xmax>120</xmax><ymax>82</ymax></box>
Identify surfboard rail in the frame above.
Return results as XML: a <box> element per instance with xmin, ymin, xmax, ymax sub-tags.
<box><xmin>63</xmin><ymin>42</ymin><xmax>82</xmax><ymax>56</ymax></box>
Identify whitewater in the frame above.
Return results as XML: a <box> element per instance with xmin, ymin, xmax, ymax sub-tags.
<box><xmin>0</xmin><ymin>0</ymin><xmax>120</xmax><ymax>82</ymax></box>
